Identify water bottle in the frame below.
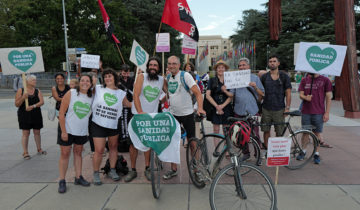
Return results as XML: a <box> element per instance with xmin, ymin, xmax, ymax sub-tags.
<box><xmin>209</xmin><ymin>151</ymin><xmax>220</xmax><ymax>172</ymax></box>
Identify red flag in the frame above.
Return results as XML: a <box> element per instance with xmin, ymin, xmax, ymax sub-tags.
<box><xmin>161</xmin><ymin>0</ymin><xmax>199</xmax><ymax>42</ymax></box>
<box><xmin>98</xmin><ymin>0</ymin><xmax>120</xmax><ymax>44</ymax></box>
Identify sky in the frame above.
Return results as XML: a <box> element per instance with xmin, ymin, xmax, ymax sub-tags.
<box><xmin>187</xmin><ymin>0</ymin><xmax>268</xmax><ymax>38</ymax></box>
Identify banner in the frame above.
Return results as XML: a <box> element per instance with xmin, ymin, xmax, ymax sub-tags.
<box><xmin>161</xmin><ymin>0</ymin><xmax>199</xmax><ymax>42</ymax></box>
<box><xmin>224</xmin><ymin>70</ymin><xmax>251</xmax><ymax>89</ymax></box>
<box><xmin>267</xmin><ymin>137</ymin><xmax>292</xmax><ymax>167</ymax></box>
<box><xmin>156</xmin><ymin>33</ymin><xmax>170</xmax><ymax>52</ymax></box>
<box><xmin>182</xmin><ymin>35</ymin><xmax>197</xmax><ymax>55</ymax></box>
<box><xmin>128</xmin><ymin>112</ymin><xmax>181</xmax><ymax>164</ymax></box>
<box><xmin>129</xmin><ymin>40</ymin><xmax>149</xmax><ymax>71</ymax></box>
<box><xmin>295</xmin><ymin>42</ymin><xmax>347</xmax><ymax>76</ymax></box>
<box><xmin>0</xmin><ymin>47</ymin><xmax>45</xmax><ymax>75</ymax></box>
<box><xmin>80</xmin><ymin>54</ymin><xmax>100</xmax><ymax>69</ymax></box>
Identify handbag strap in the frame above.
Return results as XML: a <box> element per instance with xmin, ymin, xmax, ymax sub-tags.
<box><xmin>246</xmin><ymin>87</ymin><xmax>259</xmax><ymax>102</ymax></box>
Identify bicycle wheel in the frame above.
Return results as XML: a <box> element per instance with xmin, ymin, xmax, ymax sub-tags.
<box><xmin>210</xmin><ymin>162</ymin><xmax>277</xmax><ymax>210</ymax></box>
<box><xmin>186</xmin><ymin>137</ymin><xmax>207</xmax><ymax>189</ymax></box>
<box><xmin>224</xmin><ymin>137</ymin><xmax>261</xmax><ymax>176</ymax></box>
<box><xmin>286</xmin><ymin>130</ymin><xmax>318</xmax><ymax>170</ymax></box>
<box><xmin>150</xmin><ymin>149</ymin><xmax>161</xmax><ymax>199</ymax></box>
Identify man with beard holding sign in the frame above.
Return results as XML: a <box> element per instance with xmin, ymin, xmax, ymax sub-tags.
<box><xmin>124</xmin><ymin>57</ymin><xmax>168</xmax><ymax>182</ymax></box>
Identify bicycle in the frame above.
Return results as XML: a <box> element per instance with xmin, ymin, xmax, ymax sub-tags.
<box><xmin>209</xmin><ymin>117</ymin><xmax>277</xmax><ymax>210</ymax></box>
<box><xmin>150</xmin><ymin>149</ymin><xmax>163</xmax><ymax>199</ymax></box>
<box><xmin>186</xmin><ymin>115</ymin><xmax>261</xmax><ymax>189</ymax></box>
<box><xmin>238</xmin><ymin>110</ymin><xmax>319</xmax><ymax>170</ymax></box>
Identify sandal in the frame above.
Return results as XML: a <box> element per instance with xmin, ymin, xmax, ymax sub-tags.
<box><xmin>37</xmin><ymin>149</ymin><xmax>47</xmax><ymax>155</ymax></box>
<box><xmin>23</xmin><ymin>153</ymin><xmax>31</xmax><ymax>160</ymax></box>
<box><xmin>319</xmin><ymin>141</ymin><xmax>333</xmax><ymax>148</ymax></box>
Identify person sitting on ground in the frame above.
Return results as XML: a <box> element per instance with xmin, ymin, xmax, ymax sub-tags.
<box><xmin>15</xmin><ymin>75</ymin><xmax>46</xmax><ymax>160</ymax></box>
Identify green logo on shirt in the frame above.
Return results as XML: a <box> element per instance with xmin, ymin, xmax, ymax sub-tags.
<box><xmin>73</xmin><ymin>101</ymin><xmax>91</xmax><ymax>119</ymax></box>
<box><xmin>306</xmin><ymin>46</ymin><xmax>337</xmax><ymax>71</ymax></box>
<box><xmin>168</xmin><ymin>81</ymin><xmax>178</xmax><ymax>94</ymax></box>
<box><xmin>104</xmin><ymin>93</ymin><xmax>118</xmax><ymax>106</ymax></box>
<box><xmin>143</xmin><ymin>85</ymin><xmax>160</xmax><ymax>102</ymax></box>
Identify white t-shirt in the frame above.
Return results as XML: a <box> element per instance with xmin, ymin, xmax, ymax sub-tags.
<box><xmin>91</xmin><ymin>85</ymin><xmax>126</xmax><ymax>129</ymax></box>
<box><xmin>132</xmin><ymin>73</ymin><xmax>164</xmax><ymax>114</ymax></box>
<box><xmin>167</xmin><ymin>71</ymin><xmax>196</xmax><ymax>116</ymax></box>
<box><xmin>65</xmin><ymin>89</ymin><xmax>93</xmax><ymax>136</ymax></box>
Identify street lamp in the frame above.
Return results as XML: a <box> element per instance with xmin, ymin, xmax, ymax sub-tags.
<box><xmin>62</xmin><ymin>0</ymin><xmax>70</xmax><ymax>83</ymax></box>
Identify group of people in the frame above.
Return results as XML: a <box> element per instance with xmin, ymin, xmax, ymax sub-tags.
<box><xmin>15</xmin><ymin>54</ymin><xmax>332</xmax><ymax>194</ymax></box>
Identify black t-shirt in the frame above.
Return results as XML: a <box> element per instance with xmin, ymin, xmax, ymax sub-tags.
<box><xmin>261</xmin><ymin>71</ymin><xmax>292</xmax><ymax>111</ymax></box>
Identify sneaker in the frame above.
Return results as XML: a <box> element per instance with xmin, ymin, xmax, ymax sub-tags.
<box><xmin>296</xmin><ymin>151</ymin><xmax>306</xmax><ymax>161</ymax></box>
<box><xmin>163</xmin><ymin>170</ymin><xmax>178</xmax><ymax>180</ymax></box>
<box><xmin>58</xmin><ymin>179</ymin><xmax>66</xmax><ymax>193</ymax></box>
<box><xmin>124</xmin><ymin>170</ymin><xmax>137</xmax><ymax>182</ymax></box>
<box><xmin>74</xmin><ymin>175</ymin><xmax>90</xmax><ymax>187</ymax></box>
<box><xmin>241</xmin><ymin>153</ymin><xmax>250</xmax><ymax>161</ymax></box>
<box><xmin>314</xmin><ymin>155</ymin><xmax>320</xmax><ymax>164</ymax></box>
<box><xmin>108</xmin><ymin>168</ymin><xmax>121</xmax><ymax>181</ymax></box>
<box><xmin>93</xmin><ymin>171</ymin><xmax>102</xmax><ymax>185</ymax></box>
<box><xmin>144</xmin><ymin>168</ymin><xmax>151</xmax><ymax>181</ymax></box>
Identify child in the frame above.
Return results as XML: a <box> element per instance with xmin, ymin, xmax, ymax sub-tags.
<box><xmin>69</xmin><ymin>79</ymin><xmax>79</xmax><ymax>89</ymax></box>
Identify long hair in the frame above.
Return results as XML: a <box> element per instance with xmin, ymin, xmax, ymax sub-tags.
<box><xmin>146</xmin><ymin>56</ymin><xmax>162</xmax><ymax>75</ymax></box>
<box><xmin>183</xmin><ymin>62</ymin><xmax>195</xmax><ymax>72</ymax></box>
<box><xmin>76</xmin><ymin>74</ymin><xmax>93</xmax><ymax>97</ymax></box>
<box><xmin>102</xmin><ymin>68</ymin><xmax>119</xmax><ymax>88</ymax></box>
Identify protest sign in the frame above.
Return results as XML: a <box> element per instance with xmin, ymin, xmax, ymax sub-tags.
<box><xmin>267</xmin><ymin>137</ymin><xmax>292</xmax><ymax>167</ymax></box>
<box><xmin>0</xmin><ymin>47</ymin><xmax>45</xmax><ymax>75</ymax></box>
<box><xmin>295</xmin><ymin>42</ymin><xmax>347</xmax><ymax>76</ymax></box>
<box><xmin>80</xmin><ymin>54</ymin><xmax>100</xmax><ymax>69</ymax></box>
<box><xmin>224</xmin><ymin>70</ymin><xmax>251</xmax><ymax>89</ymax></box>
<box><xmin>156</xmin><ymin>33</ymin><xmax>170</xmax><ymax>52</ymax></box>
<box><xmin>128</xmin><ymin>112</ymin><xmax>181</xmax><ymax>164</ymax></box>
<box><xmin>130</xmin><ymin>40</ymin><xmax>149</xmax><ymax>71</ymax></box>
<box><xmin>182</xmin><ymin>35</ymin><xmax>197</xmax><ymax>55</ymax></box>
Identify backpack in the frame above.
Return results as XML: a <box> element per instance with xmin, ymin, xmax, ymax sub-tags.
<box><xmin>101</xmin><ymin>155</ymin><xmax>129</xmax><ymax>175</ymax></box>
<box><xmin>260</xmin><ymin>71</ymin><xmax>288</xmax><ymax>94</ymax></box>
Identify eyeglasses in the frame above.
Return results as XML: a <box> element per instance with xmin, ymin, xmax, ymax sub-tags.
<box><xmin>167</xmin><ymin>63</ymin><xmax>178</xmax><ymax>66</ymax></box>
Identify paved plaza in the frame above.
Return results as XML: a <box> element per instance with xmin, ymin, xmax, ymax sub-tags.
<box><xmin>0</xmin><ymin>88</ymin><xmax>360</xmax><ymax>210</ymax></box>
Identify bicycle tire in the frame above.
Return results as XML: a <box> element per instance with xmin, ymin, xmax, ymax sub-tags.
<box><xmin>150</xmin><ymin>149</ymin><xmax>161</xmax><ymax>198</ymax></box>
<box><xmin>186</xmin><ymin>137</ymin><xmax>207</xmax><ymax>189</ymax></box>
<box><xmin>286</xmin><ymin>130</ymin><xmax>318</xmax><ymax>170</ymax></box>
<box><xmin>209</xmin><ymin>162</ymin><xmax>277</xmax><ymax>210</ymax></box>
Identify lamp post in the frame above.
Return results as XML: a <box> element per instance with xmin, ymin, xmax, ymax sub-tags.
<box><xmin>62</xmin><ymin>0</ymin><xmax>70</xmax><ymax>84</ymax></box>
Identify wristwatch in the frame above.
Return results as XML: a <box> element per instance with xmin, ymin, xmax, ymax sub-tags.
<box><xmin>33</xmin><ymin>104</ymin><xmax>36</xmax><ymax>109</ymax></box>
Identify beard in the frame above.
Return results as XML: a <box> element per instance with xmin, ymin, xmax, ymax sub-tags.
<box><xmin>147</xmin><ymin>68</ymin><xmax>159</xmax><ymax>81</ymax></box>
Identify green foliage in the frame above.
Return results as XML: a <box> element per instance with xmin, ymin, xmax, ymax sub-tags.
<box><xmin>231</xmin><ymin>0</ymin><xmax>359</xmax><ymax>70</ymax></box>
<box><xmin>0</xmin><ymin>0</ymin><xmax>182</xmax><ymax>72</ymax></box>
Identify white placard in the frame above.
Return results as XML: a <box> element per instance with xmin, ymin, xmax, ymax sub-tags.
<box><xmin>293</xmin><ymin>42</ymin><xmax>329</xmax><ymax>65</ymax></box>
<box><xmin>156</xmin><ymin>33</ymin><xmax>170</xmax><ymax>52</ymax></box>
<box><xmin>0</xmin><ymin>47</ymin><xmax>45</xmax><ymax>75</ymax></box>
<box><xmin>182</xmin><ymin>35</ymin><xmax>197</xmax><ymax>55</ymax></box>
<box><xmin>80</xmin><ymin>54</ymin><xmax>100</xmax><ymax>69</ymax></box>
<box><xmin>130</xmin><ymin>40</ymin><xmax>149</xmax><ymax>71</ymax></box>
<box><xmin>267</xmin><ymin>137</ymin><xmax>292</xmax><ymax>167</ymax></box>
<box><xmin>224</xmin><ymin>70</ymin><xmax>251</xmax><ymax>89</ymax></box>
<box><xmin>295</xmin><ymin>42</ymin><xmax>347</xmax><ymax>76</ymax></box>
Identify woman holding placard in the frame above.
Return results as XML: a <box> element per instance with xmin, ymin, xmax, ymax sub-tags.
<box><xmin>205</xmin><ymin>60</ymin><xmax>233</xmax><ymax>144</ymax></box>
<box><xmin>15</xmin><ymin>75</ymin><xmax>45</xmax><ymax>160</ymax></box>
<box><xmin>90</xmin><ymin>69</ymin><xmax>132</xmax><ymax>185</ymax></box>
<box><xmin>57</xmin><ymin>74</ymin><xmax>93</xmax><ymax>193</ymax></box>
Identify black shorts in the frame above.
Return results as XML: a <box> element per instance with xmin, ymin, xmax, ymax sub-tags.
<box><xmin>19</xmin><ymin>121</ymin><xmax>43</xmax><ymax>130</ymax></box>
<box><xmin>174</xmin><ymin>113</ymin><xmax>195</xmax><ymax>139</ymax></box>
<box><xmin>90</xmin><ymin>121</ymin><xmax>118</xmax><ymax>138</ymax></box>
<box><xmin>57</xmin><ymin>132</ymin><xmax>88</xmax><ymax>146</ymax></box>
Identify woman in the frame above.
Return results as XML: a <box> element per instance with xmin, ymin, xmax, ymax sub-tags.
<box><xmin>91</xmin><ymin>69</ymin><xmax>132</xmax><ymax>185</ymax></box>
<box><xmin>57</xmin><ymin>74</ymin><xmax>93</xmax><ymax>193</ymax></box>
<box><xmin>15</xmin><ymin>75</ymin><xmax>45</xmax><ymax>159</ymax></box>
<box><xmin>205</xmin><ymin>60</ymin><xmax>233</xmax><ymax>144</ymax></box>
<box><xmin>52</xmin><ymin>73</ymin><xmax>70</xmax><ymax>116</ymax></box>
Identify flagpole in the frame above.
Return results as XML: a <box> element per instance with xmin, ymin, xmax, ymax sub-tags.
<box><xmin>153</xmin><ymin>21</ymin><xmax>163</xmax><ymax>57</ymax></box>
<box><xmin>115</xmin><ymin>43</ymin><xmax>125</xmax><ymax>64</ymax></box>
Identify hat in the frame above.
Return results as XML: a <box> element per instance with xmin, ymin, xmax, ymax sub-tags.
<box><xmin>213</xmin><ymin>60</ymin><xmax>229</xmax><ymax>70</ymax></box>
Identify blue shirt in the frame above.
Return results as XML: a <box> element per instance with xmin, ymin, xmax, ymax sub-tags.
<box><xmin>230</xmin><ymin>74</ymin><xmax>264</xmax><ymax>115</ymax></box>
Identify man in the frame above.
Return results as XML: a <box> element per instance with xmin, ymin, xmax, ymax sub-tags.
<box><xmin>260</xmin><ymin>55</ymin><xmax>292</xmax><ymax>149</ymax></box>
<box><xmin>297</xmin><ymin>73</ymin><xmax>332</xmax><ymax>164</ymax></box>
<box><xmin>124</xmin><ymin>57</ymin><xmax>167</xmax><ymax>182</ymax></box>
<box><xmin>164</xmin><ymin>56</ymin><xmax>205</xmax><ymax>180</ymax></box>
<box><xmin>230</xmin><ymin>58</ymin><xmax>264</xmax><ymax>160</ymax></box>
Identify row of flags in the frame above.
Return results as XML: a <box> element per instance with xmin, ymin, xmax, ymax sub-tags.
<box><xmin>214</xmin><ymin>41</ymin><xmax>256</xmax><ymax>62</ymax></box>
<box><xmin>98</xmin><ymin>0</ymin><xmax>199</xmax><ymax>49</ymax></box>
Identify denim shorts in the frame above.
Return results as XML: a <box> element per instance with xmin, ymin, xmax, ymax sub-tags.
<box><xmin>301</xmin><ymin>114</ymin><xmax>324</xmax><ymax>133</ymax></box>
